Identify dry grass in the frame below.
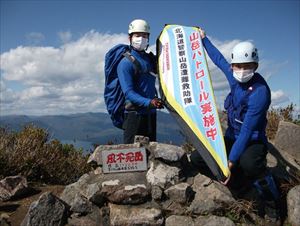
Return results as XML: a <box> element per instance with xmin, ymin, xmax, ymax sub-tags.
<box><xmin>0</xmin><ymin>125</ymin><xmax>92</xmax><ymax>185</ymax></box>
<box><xmin>279</xmin><ymin>173</ymin><xmax>300</xmax><ymax>195</ymax></box>
<box><xmin>215</xmin><ymin>199</ymin><xmax>257</xmax><ymax>224</ymax></box>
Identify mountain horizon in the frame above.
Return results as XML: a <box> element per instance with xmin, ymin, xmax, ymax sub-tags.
<box><xmin>0</xmin><ymin>111</ymin><xmax>186</xmax><ymax>150</ymax></box>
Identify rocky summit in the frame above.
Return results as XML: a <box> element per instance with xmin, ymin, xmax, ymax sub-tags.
<box><xmin>0</xmin><ymin>122</ymin><xmax>300</xmax><ymax>226</ymax></box>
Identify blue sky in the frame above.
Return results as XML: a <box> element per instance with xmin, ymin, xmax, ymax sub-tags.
<box><xmin>0</xmin><ymin>0</ymin><xmax>299</xmax><ymax>116</ymax></box>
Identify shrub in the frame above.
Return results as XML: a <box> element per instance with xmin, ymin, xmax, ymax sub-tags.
<box><xmin>0</xmin><ymin>125</ymin><xmax>92</xmax><ymax>185</ymax></box>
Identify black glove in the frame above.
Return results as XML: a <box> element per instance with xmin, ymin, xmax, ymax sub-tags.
<box><xmin>149</xmin><ymin>98</ymin><xmax>164</xmax><ymax>109</ymax></box>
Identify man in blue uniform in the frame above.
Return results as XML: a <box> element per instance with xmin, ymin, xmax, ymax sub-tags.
<box><xmin>196</xmin><ymin>28</ymin><xmax>281</xmax><ymax>222</ymax></box>
<box><xmin>117</xmin><ymin>19</ymin><xmax>163</xmax><ymax>144</ymax></box>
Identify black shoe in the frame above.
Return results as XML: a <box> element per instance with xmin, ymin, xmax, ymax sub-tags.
<box><xmin>264</xmin><ymin>200</ymin><xmax>281</xmax><ymax>226</ymax></box>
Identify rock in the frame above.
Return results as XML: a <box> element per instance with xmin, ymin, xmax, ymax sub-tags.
<box><xmin>161</xmin><ymin>200</ymin><xmax>187</xmax><ymax>215</ymax></box>
<box><xmin>274</xmin><ymin>121</ymin><xmax>300</xmax><ymax>161</ymax></box>
<box><xmin>165</xmin><ymin>215</ymin><xmax>194</xmax><ymax>226</ymax></box>
<box><xmin>134</xmin><ymin>135</ymin><xmax>150</xmax><ymax>145</ymax></box>
<box><xmin>70</xmin><ymin>193</ymin><xmax>94</xmax><ymax>214</ymax></box>
<box><xmin>188</xmin><ymin>174</ymin><xmax>234</xmax><ymax>215</ymax></box>
<box><xmin>93</xmin><ymin>167</ymin><xmax>103</xmax><ymax>175</ymax></box>
<box><xmin>102</xmin><ymin>179</ymin><xmax>120</xmax><ymax>186</ymax></box>
<box><xmin>194</xmin><ymin>215</ymin><xmax>235</xmax><ymax>226</ymax></box>
<box><xmin>67</xmin><ymin>215</ymin><xmax>98</xmax><ymax>226</ymax></box>
<box><xmin>150</xmin><ymin>143</ymin><xmax>186</xmax><ymax>162</ymax></box>
<box><xmin>101</xmin><ymin>183</ymin><xmax>150</xmax><ymax>204</ymax></box>
<box><xmin>57</xmin><ymin>139</ymin><xmax>300</xmax><ymax>226</ymax></box>
<box><xmin>287</xmin><ymin>185</ymin><xmax>300</xmax><ymax>226</ymax></box>
<box><xmin>60</xmin><ymin>173</ymin><xmax>91</xmax><ymax>206</ymax></box>
<box><xmin>21</xmin><ymin>192</ymin><xmax>69</xmax><ymax>226</ymax></box>
<box><xmin>164</xmin><ymin>183</ymin><xmax>194</xmax><ymax>204</ymax></box>
<box><xmin>67</xmin><ymin>206</ymin><xmax>105</xmax><ymax>226</ymax></box>
<box><xmin>82</xmin><ymin>183</ymin><xmax>104</xmax><ymax>206</ymax></box>
<box><xmin>166</xmin><ymin>214</ymin><xmax>236</xmax><ymax>226</ymax></box>
<box><xmin>61</xmin><ymin>171</ymin><xmax>149</xmax><ymax>207</ymax></box>
<box><xmin>0</xmin><ymin>176</ymin><xmax>30</xmax><ymax>201</ymax></box>
<box><xmin>97</xmin><ymin>176</ymin><xmax>149</xmax><ymax>205</ymax></box>
<box><xmin>87</xmin><ymin>143</ymin><xmax>141</xmax><ymax>166</ymax></box>
<box><xmin>266</xmin><ymin>122</ymin><xmax>300</xmax><ymax>182</ymax></box>
<box><xmin>151</xmin><ymin>185</ymin><xmax>163</xmax><ymax>201</ymax></box>
<box><xmin>60</xmin><ymin>173</ymin><xmax>105</xmax><ymax>207</ymax></box>
<box><xmin>267</xmin><ymin>142</ymin><xmax>300</xmax><ymax>181</ymax></box>
<box><xmin>266</xmin><ymin>152</ymin><xmax>278</xmax><ymax>168</ymax></box>
<box><xmin>109</xmin><ymin>203</ymin><xmax>163</xmax><ymax>226</ymax></box>
<box><xmin>0</xmin><ymin>213</ymin><xmax>11</xmax><ymax>226</ymax></box>
<box><xmin>146</xmin><ymin>161</ymin><xmax>181</xmax><ymax>189</ymax></box>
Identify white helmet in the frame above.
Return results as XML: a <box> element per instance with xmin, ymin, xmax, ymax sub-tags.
<box><xmin>128</xmin><ymin>19</ymin><xmax>150</xmax><ymax>34</ymax></box>
<box><xmin>231</xmin><ymin>41</ymin><xmax>259</xmax><ymax>64</ymax></box>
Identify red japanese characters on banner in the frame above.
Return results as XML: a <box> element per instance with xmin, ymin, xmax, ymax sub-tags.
<box><xmin>190</xmin><ymin>31</ymin><xmax>218</xmax><ymax>141</ymax></box>
<box><xmin>102</xmin><ymin>147</ymin><xmax>147</xmax><ymax>173</ymax></box>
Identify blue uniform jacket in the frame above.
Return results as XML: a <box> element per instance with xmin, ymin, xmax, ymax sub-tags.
<box><xmin>117</xmin><ymin>48</ymin><xmax>157</xmax><ymax>114</ymax></box>
<box><xmin>202</xmin><ymin>37</ymin><xmax>271</xmax><ymax>163</ymax></box>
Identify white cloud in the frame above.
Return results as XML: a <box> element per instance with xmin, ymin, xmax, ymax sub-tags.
<box><xmin>271</xmin><ymin>89</ymin><xmax>290</xmax><ymax>106</ymax></box>
<box><xmin>0</xmin><ymin>31</ymin><xmax>289</xmax><ymax>116</ymax></box>
<box><xmin>0</xmin><ymin>80</ymin><xmax>19</xmax><ymax>104</ymax></box>
<box><xmin>0</xmin><ymin>31</ymin><xmax>128</xmax><ymax>115</ymax></box>
<box><xmin>58</xmin><ymin>31</ymin><xmax>72</xmax><ymax>43</ymax></box>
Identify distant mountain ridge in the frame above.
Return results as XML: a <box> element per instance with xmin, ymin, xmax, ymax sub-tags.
<box><xmin>0</xmin><ymin>112</ymin><xmax>186</xmax><ymax>146</ymax></box>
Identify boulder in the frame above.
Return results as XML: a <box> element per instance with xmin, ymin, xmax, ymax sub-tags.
<box><xmin>134</xmin><ymin>135</ymin><xmax>150</xmax><ymax>145</ymax></box>
<box><xmin>109</xmin><ymin>203</ymin><xmax>163</xmax><ymax>226</ymax></box>
<box><xmin>69</xmin><ymin>193</ymin><xmax>94</xmax><ymax>214</ymax></box>
<box><xmin>60</xmin><ymin>173</ymin><xmax>93</xmax><ymax>206</ymax></box>
<box><xmin>287</xmin><ymin>185</ymin><xmax>300</xmax><ymax>226</ymax></box>
<box><xmin>149</xmin><ymin>143</ymin><xmax>186</xmax><ymax>162</ymax></box>
<box><xmin>267</xmin><ymin>142</ymin><xmax>300</xmax><ymax>181</ymax></box>
<box><xmin>21</xmin><ymin>192</ymin><xmax>69</xmax><ymax>226</ymax></box>
<box><xmin>161</xmin><ymin>200</ymin><xmax>187</xmax><ymax>216</ymax></box>
<box><xmin>151</xmin><ymin>185</ymin><xmax>163</xmax><ymax>201</ymax></box>
<box><xmin>194</xmin><ymin>215</ymin><xmax>235</xmax><ymax>226</ymax></box>
<box><xmin>61</xmin><ymin>171</ymin><xmax>149</xmax><ymax>207</ymax></box>
<box><xmin>165</xmin><ymin>215</ymin><xmax>236</xmax><ymax>226</ymax></box>
<box><xmin>0</xmin><ymin>176</ymin><xmax>30</xmax><ymax>201</ymax></box>
<box><xmin>146</xmin><ymin>161</ymin><xmax>181</xmax><ymax>189</ymax></box>
<box><xmin>67</xmin><ymin>215</ymin><xmax>98</xmax><ymax>226</ymax></box>
<box><xmin>188</xmin><ymin>174</ymin><xmax>234</xmax><ymax>215</ymax></box>
<box><xmin>165</xmin><ymin>215</ymin><xmax>194</xmax><ymax>226</ymax></box>
<box><xmin>274</xmin><ymin>121</ymin><xmax>300</xmax><ymax>161</ymax></box>
<box><xmin>56</xmin><ymin>137</ymin><xmax>300</xmax><ymax>226</ymax></box>
<box><xmin>164</xmin><ymin>183</ymin><xmax>194</xmax><ymax>204</ymax></box>
<box><xmin>67</xmin><ymin>206</ymin><xmax>106</xmax><ymax>226</ymax></box>
<box><xmin>83</xmin><ymin>182</ymin><xmax>105</xmax><ymax>206</ymax></box>
<box><xmin>0</xmin><ymin>213</ymin><xmax>10</xmax><ymax>226</ymax></box>
<box><xmin>101</xmin><ymin>183</ymin><xmax>150</xmax><ymax>204</ymax></box>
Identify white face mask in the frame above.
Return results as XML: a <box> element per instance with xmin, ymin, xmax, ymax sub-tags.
<box><xmin>233</xmin><ymin>69</ymin><xmax>255</xmax><ymax>83</ymax></box>
<box><xmin>131</xmin><ymin>36</ymin><xmax>148</xmax><ymax>51</ymax></box>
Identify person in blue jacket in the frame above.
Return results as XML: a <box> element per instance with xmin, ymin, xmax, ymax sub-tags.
<box><xmin>197</xmin><ymin>28</ymin><xmax>281</xmax><ymax>221</ymax></box>
<box><xmin>117</xmin><ymin>19</ymin><xmax>163</xmax><ymax>144</ymax></box>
